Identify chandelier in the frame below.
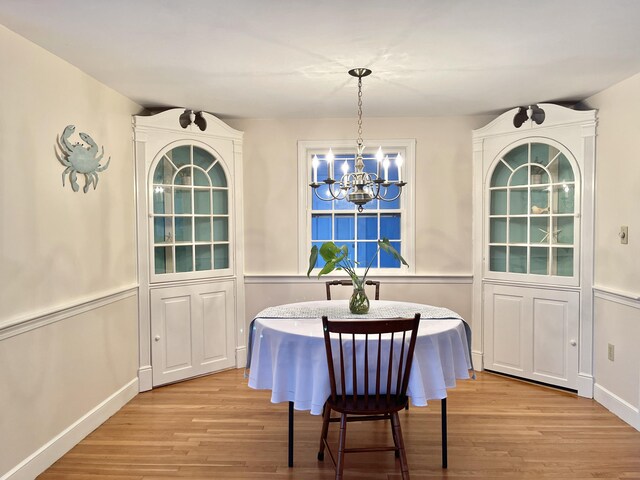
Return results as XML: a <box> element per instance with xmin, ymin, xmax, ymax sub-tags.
<box><xmin>309</xmin><ymin>68</ymin><xmax>406</xmax><ymax>212</ymax></box>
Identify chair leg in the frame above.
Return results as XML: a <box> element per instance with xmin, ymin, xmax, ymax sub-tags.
<box><xmin>318</xmin><ymin>403</ymin><xmax>331</xmax><ymax>461</ymax></box>
<box><xmin>336</xmin><ymin>413</ymin><xmax>348</xmax><ymax>480</ymax></box>
<box><xmin>391</xmin><ymin>412</ymin><xmax>410</xmax><ymax>480</ymax></box>
<box><xmin>391</xmin><ymin>415</ymin><xmax>400</xmax><ymax>458</ymax></box>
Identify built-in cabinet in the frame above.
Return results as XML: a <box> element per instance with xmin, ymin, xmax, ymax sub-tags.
<box><xmin>472</xmin><ymin>104</ymin><xmax>596</xmax><ymax>396</ymax></box>
<box><xmin>134</xmin><ymin>109</ymin><xmax>245</xmax><ymax>390</ymax></box>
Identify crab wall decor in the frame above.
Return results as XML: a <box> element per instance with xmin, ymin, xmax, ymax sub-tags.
<box><xmin>55</xmin><ymin>125</ymin><xmax>111</xmax><ymax>192</ymax></box>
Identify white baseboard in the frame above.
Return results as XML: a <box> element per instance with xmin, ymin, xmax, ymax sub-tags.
<box><xmin>594</xmin><ymin>383</ymin><xmax>640</xmax><ymax>432</ymax></box>
<box><xmin>1</xmin><ymin>378</ymin><xmax>139</xmax><ymax>480</ymax></box>
<box><xmin>236</xmin><ymin>346</ymin><xmax>247</xmax><ymax>368</ymax></box>
<box><xmin>138</xmin><ymin>365</ymin><xmax>153</xmax><ymax>392</ymax></box>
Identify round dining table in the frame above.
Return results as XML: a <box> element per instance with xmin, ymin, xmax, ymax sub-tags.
<box><xmin>246</xmin><ymin>299</ymin><xmax>473</xmax><ymax>468</ymax></box>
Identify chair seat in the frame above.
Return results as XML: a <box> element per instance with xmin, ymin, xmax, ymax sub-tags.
<box><xmin>326</xmin><ymin>395</ymin><xmax>409</xmax><ymax>415</ymax></box>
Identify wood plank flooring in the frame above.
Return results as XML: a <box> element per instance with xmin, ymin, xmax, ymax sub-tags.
<box><xmin>39</xmin><ymin>370</ymin><xmax>640</xmax><ymax>479</ymax></box>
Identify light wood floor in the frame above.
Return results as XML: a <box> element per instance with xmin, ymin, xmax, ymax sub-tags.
<box><xmin>39</xmin><ymin>369</ymin><xmax>640</xmax><ymax>479</ymax></box>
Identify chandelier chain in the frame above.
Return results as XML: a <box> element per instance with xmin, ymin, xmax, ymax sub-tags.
<box><xmin>357</xmin><ymin>76</ymin><xmax>363</xmax><ymax>148</ymax></box>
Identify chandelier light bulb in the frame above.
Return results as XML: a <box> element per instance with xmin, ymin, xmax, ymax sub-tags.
<box><xmin>383</xmin><ymin>155</ymin><xmax>390</xmax><ymax>181</ymax></box>
<box><xmin>312</xmin><ymin>155</ymin><xmax>319</xmax><ymax>183</ymax></box>
<box><xmin>326</xmin><ymin>148</ymin><xmax>335</xmax><ymax>180</ymax></box>
<box><xmin>341</xmin><ymin>159</ymin><xmax>349</xmax><ymax>175</ymax></box>
<box><xmin>396</xmin><ymin>153</ymin><xmax>404</xmax><ymax>182</ymax></box>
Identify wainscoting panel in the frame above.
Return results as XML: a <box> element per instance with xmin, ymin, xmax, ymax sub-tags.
<box><xmin>0</xmin><ymin>289</ymin><xmax>139</xmax><ymax>479</ymax></box>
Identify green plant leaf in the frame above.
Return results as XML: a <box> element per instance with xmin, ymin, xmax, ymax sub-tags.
<box><xmin>318</xmin><ymin>260</ymin><xmax>337</xmax><ymax>277</ymax></box>
<box><xmin>378</xmin><ymin>238</ymin><xmax>409</xmax><ymax>267</ymax></box>
<box><xmin>307</xmin><ymin>245</ymin><xmax>318</xmax><ymax>277</ymax></box>
<box><xmin>319</xmin><ymin>242</ymin><xmax>341</xmax><ymax>262</ymax></box>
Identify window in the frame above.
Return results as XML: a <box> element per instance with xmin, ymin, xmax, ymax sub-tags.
<box><xmin>298</xmin><ymin>140</ymin><xmax>415</xmax><ymax>274</ymax></box>
<box><xmin>151</xmin><ymin>145</ymin><xmax>230</xmax><ymax>277</ymax></box>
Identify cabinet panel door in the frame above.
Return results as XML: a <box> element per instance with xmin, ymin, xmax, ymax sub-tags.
<box><xmin>150</xmin><ymin>291</ymin><xmax>194</xmax><ymax>384</ymax></box>
<box><xmin>493</xmin><ymin>293</ymin><xmax>526</xmax><ymax>371</ymax></box>
<box><xmin>151</xmin><ymin>280</ymin><xmax>236</xmax><ymax>387</ymax></box>
<box><xmin>484</xmin><ymin>285</ymin><xmax>529</xmax><ymax>376</ymax></box>
<box><xmin>199</xmin><ymin>282</ymin><xmax>234</xmax><ymax>368</ymax></box>
<box><xmin>484</xmin><ymin>283</ymin><xmax>578</xmax><ymax>390</ymax></box>
<box><xmin>532</xmin><ymin>291</ymin><xmax>579</xmax><ymax>388</ymax></box>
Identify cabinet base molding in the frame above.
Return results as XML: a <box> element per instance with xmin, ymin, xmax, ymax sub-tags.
<box><xmin>576</xmin><ymin>373</ymin><xmax>594</xmax><ymax>398</ymax></box>
<box><xmin>138</xmin><ymin>365</ymin><xmax>153</xmax><ymax>392</ymax></box>
<box><xmin>471</xmin><ymin>351</ymin><xmax>484</xmax><ymax>371</ymax></box>
<box><xmin>236</xmin><ymin>346</ymin><xmax>247</xmax><ymax>368</ymax></box>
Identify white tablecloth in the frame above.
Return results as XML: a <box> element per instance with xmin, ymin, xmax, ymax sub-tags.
<box><xmin>247</xmin><ymin>300</ymin><xmax>472</xmax><ymax>415</ymax></box>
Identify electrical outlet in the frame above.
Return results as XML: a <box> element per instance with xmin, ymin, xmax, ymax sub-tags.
<box><xmin>608</xmin><ymin>343</ymin><xmax>615</xmax><ymax>361</ymax></box>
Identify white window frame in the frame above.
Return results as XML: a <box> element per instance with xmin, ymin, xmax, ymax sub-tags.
<box><xmin>148</xmin><ymin>141</ymin><xmax>234</xmax><ymax>283</ymax></box>
<box><xmin>297</xmin><ymin>139</ymin><xmax>416</xmax><ymax>276</ymax></box>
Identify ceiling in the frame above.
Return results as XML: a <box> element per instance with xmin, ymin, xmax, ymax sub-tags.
<box><xmin>2</xmin><ymin>0</ymin><xmax>640</xmax><ymax>119</ymax></box>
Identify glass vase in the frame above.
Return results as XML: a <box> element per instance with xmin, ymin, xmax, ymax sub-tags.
<box><xmin>349</xmin><ymin>286</ymin><xmax>370</xmax><ymax>314</ymax></box>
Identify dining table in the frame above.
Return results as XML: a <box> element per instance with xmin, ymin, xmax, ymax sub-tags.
<box><xmin>246</xmin><ymin>299</ymin><xmax>473</xmax><ymax>468</ymax></box>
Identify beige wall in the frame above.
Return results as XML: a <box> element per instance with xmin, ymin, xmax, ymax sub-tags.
<box><xmin>227</xmin><ymin>116</ymin><xmax>493</xmax><ymax>276</ymax></box>
<box><xmin>0</xmin><ymin>25</ymin><xmax>141</xmax><ymax>476</ymax></box>
<box><xmin>584</xmin><ymin>74</ymin><xmax>640</xmax><ymax>426</ymax></box>
<box><xmin>1</xmin><ymin>26</ymin><xmax>140</xmax><ymax>321</ymax></box>
<box><xmin>584</xmin><ymin>73</ymin><xmax>640</xmax><ymax>293</ymax></box>
<box><xmin>228</xmin><ymin>116</ymin><xmax>491</xmax><ymax>333</ymax></box>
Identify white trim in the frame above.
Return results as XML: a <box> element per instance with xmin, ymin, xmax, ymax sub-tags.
<box><xmin>138</xmin><ymin>365</ymin><xmax>153</xmax><ymax>392</ymax></box>
<box><xmin>1</xmin><ymin>378</ymin><xmax>139</xmax><ymax>480</ymax></box>
<box><xmin>244</xmin><ymin>274</ymin><xmax>472</xmax><ymax>284</ymax></box>
<box><xmin>236</xmin><ymin>346</ymin><xmax>247</xmax><ymax>368</ymax></box>
<box><xmin>297</xmin><ymin>139</ymin><xmax>416</xmax><ymax>276</ymax></box>
<box><xmin>146</xmin><ymin>140</ymin><xmax>235</xmax><ymax>284</ymax></box>
<box><xmin>0</xmin><ymin>285</ymin><xmax>138</xmax><ymax>340</ymax></box>
<box><xmin>594</xmin><ymin>383</ymin><xmax>640</xmax><ymax>432</ymax></box>
<box><xmin>576</xmin><ymin>373</ymin><xmax>594</xmax><ymax>398</ymax></box>
<box><xmin>471</xmin><ymin>351</ymin><xmax>484</xmax><ymax>371</ymax></box>
<box><xmin>482</xmin><ymin>278</ymin><xmax>581</xmax><ymax>293</ymax></box>
<box><xmin>481</xmin><ymin>137</ymin><xmax>582</xmax><ymax>288</ymax></box>
<box><xmin>593</xmin><ymin>285</ymin><xmax>640</xmax><ymax>307</ymax></box>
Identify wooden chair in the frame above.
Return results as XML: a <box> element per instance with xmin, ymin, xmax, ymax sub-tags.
<box><xmin>325</xmin><ymin>279</ymin><xmax>381</xmax><ymax>300</ymax></box>
<box><xmin>318</xmin><ymin>314</ymin><xmax>421</xmax><ymax>480</ymax></box>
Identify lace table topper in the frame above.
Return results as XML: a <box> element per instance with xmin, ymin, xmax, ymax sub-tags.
<box><xmin>256</xmin><ymin>300</ymin><xmax>462</xmax><ymax>321</ymax></box>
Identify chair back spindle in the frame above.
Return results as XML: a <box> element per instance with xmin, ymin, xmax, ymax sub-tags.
<box><xmin>321</xmin><ymin>314</ymin><xmax>421</xmax><ymax>408</ymax></box>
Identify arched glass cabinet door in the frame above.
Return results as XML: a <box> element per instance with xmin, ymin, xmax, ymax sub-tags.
<box><xmin>150</xmin><ymin>145</ymin><xmax>230</xmax><ymax>276</ymax></box>
<box><xmin>488</xmin><ymin>142</ymin><xmax>578</xmax><ymax>279</ymax></box>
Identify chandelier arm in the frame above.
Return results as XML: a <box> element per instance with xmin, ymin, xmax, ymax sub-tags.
<box><xmin>312</xmin><ymin>187</ymin><xmax>337</xmax><ymax>202</ymax></box>
<box><xmin>375</xmin><ymin>185</ymin><xmax>404</xmax><ymax>203</ymax></box>
<box><xmin>329</xmin><ymin>181</ymin><xmax>348</xmax><ymax>200</ymax></box>
<box><xmin>315</xmin><ymin>181</ymin><xmax>350</xmax><ymax>201</ymax></box>
<box><xmin>369</xmin><ymin>179</ymin><xmax>382</xmax><ymax>199</ymax></box>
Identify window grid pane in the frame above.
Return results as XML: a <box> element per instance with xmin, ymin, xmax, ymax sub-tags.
<box><xmin>309</xmin><ymin>149</ymin><xmax>406</xmax><ymax>271</ymax></box>
<box><xmin>151</xmin><ymin>146</ymin><xmax>229</xmax><ymax>275</ymax></box>
<box><xmin>488</xmin><ymin>142</ymin><xmax>577</xmax><ymax>279</ymax></box>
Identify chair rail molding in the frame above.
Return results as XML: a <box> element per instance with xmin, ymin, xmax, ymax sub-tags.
<box><xmin>0</xmin><ymin>285</ymin><xmax>138</xmax><ymax>341</ymax></box>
